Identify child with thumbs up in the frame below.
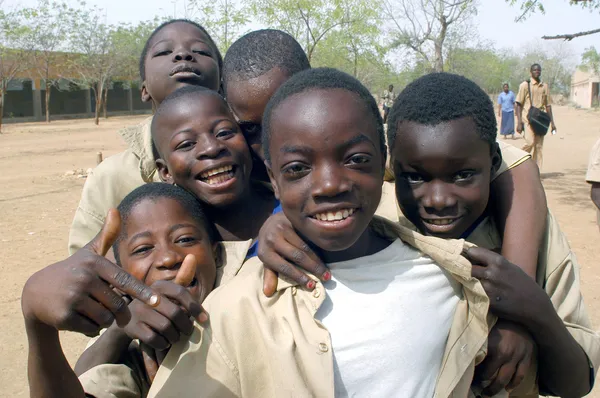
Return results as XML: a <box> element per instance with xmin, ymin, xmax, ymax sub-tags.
<box><xmin>23</xmin><ymin>183</ymin><xmax>220</xmax><ymax>398</ymax></box>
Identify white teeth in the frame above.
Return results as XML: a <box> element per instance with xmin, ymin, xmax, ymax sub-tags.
<box><xmin>427</xmin><ymin>219</ymin><xmax>455</xmax><ymax>226</ymax></box>
<box><xmin>314</xmin><ymin>208</ymin><xmax>355</xmax><ymax>222</ymax></box>
<box><xmin>200</xmin><ymin>165</ymin><xmax>233</xmax><ymax>179</ymax></box>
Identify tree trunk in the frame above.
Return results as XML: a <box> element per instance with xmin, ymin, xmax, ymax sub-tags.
<box><xmin>93</xmin><ymin>87</ymin><xmax>100</xmax><ymax>126</ymax></box>
<box><xmin>434</xmin><ymin>18</ymin><xmax>448</xmax><ymax>72</ymax></box>
<box><xmin>0</xmin><ymin>85</ymin><xmax>4</xmax><ymax>133</ymax></box>
<box><xmin>103</xmin><ymin>87</ymin><xmax>108</xmax><ymax>119</ymax></box>
<box><xmin>45</xmin><ymin>82</ymin><xmax>51</xmax><ymax>123</ymax></box>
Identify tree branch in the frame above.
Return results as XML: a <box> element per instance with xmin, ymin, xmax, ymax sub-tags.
<box><xmin>542</xmin><ymin>27</ymin><xmax>600</xmax><ymax>41</ymax></box>
<box><xmin>515</xmin><ymin>0</ymin><xmax>539</xmax><ymax>23</ymax></box>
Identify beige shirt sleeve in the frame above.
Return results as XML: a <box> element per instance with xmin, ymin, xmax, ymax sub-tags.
<box><xmin>79</xmin><ymin>363</ymin><xmax>145</xmax><ymax>398</ymax></box>
<box><xmin>515</xmin><ymin>81</ymin><xmax>528</xmax><ymax>106</ymax></box>
<box><xmin>493</xmin><ymin>141</ymin><xmax>531</xmax><ymax>180</ymax></box>
<box><xmin>539</xmin><ymin>212</ymin><xmax>600</xmax><ymax>383</ymax></box>
<box><xmin>68</xmin><ymin>149</ymin><xmax>147</xmax><ymax>254</ymax></box>
<box><xmin>586</xmin><ymin>139</ymin><xmax>600</xmax><ymax>183</ymax></box>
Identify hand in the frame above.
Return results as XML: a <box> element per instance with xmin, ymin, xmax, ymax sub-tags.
<box><xmin>257</xmin><ymin>212</ymin><xmax>329</xmax><ymax>297</ymax></box>
<box><xmin>551</xmin><ymin>123</ymin><xmax>557</xmax><ymax>132</ymax></box>
<box><xmin>474</xmin><ymin>320</ymin><xmax>535</xmax><ymax>396</ymax></box>
<box><xmin>21</xmin><ymin>209</ymin><xmax>159</xmax><ymax>337</ymax></box>
<box><xmin>123</xmin><ymin>254</ymin><xmax>205</xmax><ymax>351</ymax></box>
<box><xmin>516</xmin><ymin>122</ymin><xmax>523</xmax><ymax>133</ymax></box>
<box><xmin>466</xmin><ymin>247</ymin><xmax>547</xmax><ymax>324</ymax></box>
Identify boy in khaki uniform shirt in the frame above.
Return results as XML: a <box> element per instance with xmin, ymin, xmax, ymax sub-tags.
<box><xmin>515</xmin><ymin>63</ymin><xmax>556</xmax><ymax>171</ymax></box>
<box><xmin>149</xmin><ymin>68</ymin><xmax>496</xmax><ymax>397</ymax></box>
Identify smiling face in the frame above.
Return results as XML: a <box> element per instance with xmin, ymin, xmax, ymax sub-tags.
<box><xmin>118</xmin><ymin>197</ymin><xmax>217</xmax><ymax>302</ymax></box>
<box><xmin>225</xmin><ymin>67</ymin><xmax>292</xmax><ymax>162</ymax></box>
<box><xmin>141</xmin><ymin>22</ymin><xmax>221</xmax><ymax>106</ymax></box>
<box><xmin>267</xmin><ymin>88</ymin><xmax>384</xmax><ymax>253</ymax></box>
<box><xmin>391</xmin><ymin>117</ymin><xmax>501</xmax><ymax>239</ymax></box>
<box><xmin>154</xmin><ymin>92</ymin><xmax>253</xmax><ymax>208</ymax></box>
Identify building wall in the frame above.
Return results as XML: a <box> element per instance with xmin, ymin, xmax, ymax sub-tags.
<box><xmin>571</xmin><ymin>81</ymin><xmax>592</xmax><ymax>108</ymax></box>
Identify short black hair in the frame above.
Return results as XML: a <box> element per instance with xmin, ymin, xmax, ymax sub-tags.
<box><xmin>150</xmin><ymin>85</ymin><xmax>225</xmax><ymax>158</ymax></box>
<box><xmin>262</xmin><ymin>67</ymin><xmax>385</xmax><ymax>163</ymax></box>
<box><xmin>222</xmin><ymin>29</ymin><xmax>310</xmax><ymax>92</ymax></box>
<box><xmin>139</xmin><ymin>19</ymin><xmax>223</xmax><ymax>81</ymax></box>
<box><xmin>530</xmin><ymin>63</ymin><xmax>541</xmax><ymax>71</ymax></box>
<box><xmin>113</xmin><ymin>183</ymin><xmax>216</xmax><ymax>265</ymax></box>
<box><xmin>387</xmin><ymin>72</ymin><xmax>496</xmax><ymax>151</ymax></box>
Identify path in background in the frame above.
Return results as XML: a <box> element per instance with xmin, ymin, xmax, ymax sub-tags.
<box><xmin>1</xmin><ymin>108</ymin><xmax>599</xmax><ymax>396</ymax></box>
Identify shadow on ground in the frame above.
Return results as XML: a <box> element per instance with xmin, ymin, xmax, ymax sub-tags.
<box><xmin>541</xmin><ymin>168</ymin><xmax>590</xmax><ymax>209</ymax></box>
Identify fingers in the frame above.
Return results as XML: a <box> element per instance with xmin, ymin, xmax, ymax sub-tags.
<box><xmin>87</xmin><ymin>208</ymin><xmax>121</xmax><ymax>257</ymax></box>
<box><xmin>482</xmin><ymin>362</ymin><xmax>517</xmax><ymax>396</ymax></box>
<box><xmin>174</xmin><ymin>254</ymin><xmax>196</xmax><ymax>287</ymax></box>
<box><xmin>464</xmin><ymin>246</ymin><xmax>501</xmax><ymax>267</ymax></box>
<box><xmin>94</xmin><ymin>257</ymin><xmax>159</xmax><ymax>315</ymax></box>
<box><xmin>260</xmin><ymin>250</ymin><xmax>315</xmax><ymax>290</ymax></box>
<box><xmin>505</xmin><ymin>357</ymin><xmax>530</xmax><ymax>392</ymax></box>
<box><xmin>137</xmin><ymin>308</ymin><xmax>180</xmax><ymax>348</ymax></box>
<box><xmin>281</xmin><ymin>229</ymin><xmax>328</xmax><ymax>280</ymax></box>
<box><xmin>59</xmin><ymin>298</ymin><xmax>105</xmax><ymax>337</ymax></box>
<box><xmin>151</xmin><ymin>280</ymin><xmax>202</xmax><ymax>325</ymax></box>
<box><xmin>263</xmin><ymin>268</ymin><xmax>278</xmax><ymax>297</ymax></box>
<box><xmin>74</xmin><ymin>296</ymin><xmax>115</xmax><ymax>331</ymax></box>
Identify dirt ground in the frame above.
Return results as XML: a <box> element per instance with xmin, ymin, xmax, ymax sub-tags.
<box><xmin>1</xmin><ymin>107</ymin><xmax>599</xmax><ymax>397</ymax></box>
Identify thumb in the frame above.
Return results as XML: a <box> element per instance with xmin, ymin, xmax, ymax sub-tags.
<box><xmin>174</xmin><ymin>254</ymin><xmax>196</xmax><ymax>287</ymax></box>
<box><xmin>86</xmin><ymin>208</ymin><xmax>121</xmax><ymax>257</ymax></box>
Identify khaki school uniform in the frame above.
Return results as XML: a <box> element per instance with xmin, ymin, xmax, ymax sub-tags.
<box><xmin>467</xmin><ymin>213</ymin><xmax>600</xmax><ymax>397</ymax></box>
<box><xmin>78</xmin><ymin>239</ymin><xmax>253</xmax><ymax>398</ymax></box>
<box><xmin>147</xmin><ymin>217</ymin><xmax>495</xmax><ymax>398</ymax></box>
<box><xmin>516</xmin><ymin>79</ymin><xmax>552</xmax><ymax>171</ymax></box>
<box><xmin>586</xmin><ymin>138</ymin><xmax>600</xmax><ymax>227</ymax></box>
<box><xmin>68</xmin><ymin>117</ymin><xmax>159</xmax><ymax>254</ymax></box>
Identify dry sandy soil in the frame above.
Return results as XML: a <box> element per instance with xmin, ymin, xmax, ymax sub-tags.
<box><xmin>1</xmin><ymin>107</ymin><xmax>599</xmax><ymax>397</ymax></box>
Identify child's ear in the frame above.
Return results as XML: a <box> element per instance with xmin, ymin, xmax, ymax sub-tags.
<box><xmin>156</xmin><ymin>159</ymin><xmax>175</xmax><ymax>184</ymax></box>
<box><xmin>141</xmin><ymin>82</ymin><xmax>152</xmax><ymax>103</ymax></box>
<box><xmin>212</xmin><ymin>242</ymin><xmax>224</xmax><ymax>270</ymax></box>
<box><xmin>490</xmin><ymin>142</ymin><xmax>503</xmax><ymax>175</ymax></box>
<box><xmin>265</xmin><ymin>160</ymin><xmax>280</xmax><ymax>200</ymax></box>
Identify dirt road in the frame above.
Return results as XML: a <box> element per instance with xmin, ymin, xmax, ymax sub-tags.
<box><xmin>1</xmin><ymin>107</ymin><xmax>599</xmax><ymax>397</ymax></box>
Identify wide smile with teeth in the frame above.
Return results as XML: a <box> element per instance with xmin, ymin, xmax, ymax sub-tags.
<box><xmin>424</xmin><ymin>218</ymin><xmax>458</xmax><ymax>226</ymax></box>
<box><xmin>313</xmin><ymin>208</ymin><xmax>356</xmax><ymax>222</ymax></box>
<box><xmin>199</xmin><ymin>165</ymin><xmax>235</xmax><ymax>185</ymax></box>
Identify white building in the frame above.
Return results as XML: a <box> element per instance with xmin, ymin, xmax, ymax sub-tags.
<box><xmin>571</xmin><ymin>68</ymin><xmax>600</xmax><ymax>109</ymax></box>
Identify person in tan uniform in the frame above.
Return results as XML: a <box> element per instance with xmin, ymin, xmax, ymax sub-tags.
<box><xmin>145</xmin><ymin>68</ymin><xmax>497</xmax><ymax>398</ymax></box>
<box><xmin>22</xmin><ymin>184</ymin><xmax>219</xmax><ymax>397</ymax></box>
<box><xmin>586</xmin><ymin>138</ymin><xmax>600</xmax><ymax>230</ymax></box>
<box><xmin>515</xmin><ymin>63</ymin><xmax>556</xmax><ymax>171</ymax></box>
<box><xmin>68</xmin><ymin>19</ymin><xmax>223</xmax><ymax>255</ymax></box>
<box><xmin>386</xmin><ymin>73</ymin><xmax>597</xmax><ymax>397</ymax></box>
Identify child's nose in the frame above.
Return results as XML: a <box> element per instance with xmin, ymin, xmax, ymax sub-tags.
<box><xmin>311</xmin><ymin>165</ymin><xmax>351</xmax><ymax>198</ymax></box>
<box><xmin>154</xmin><ymin>248</ymin><xmax>184</xmax><ymax>270</ymax></box>
<box><xmin>173</xmin><ymin>49</ymin><xmax>194</xmax><ymax>62</ymax></box>
<box><xmin>423</xmin><ymin>182</ymin><xmax>456</xmax><ymax>211</ymax></box>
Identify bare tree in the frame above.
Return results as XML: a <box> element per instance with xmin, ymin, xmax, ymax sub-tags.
<box><xmin>506</xmin><ymin>0</ymin><xmax>600</xmax><ymax>40</ymax></box>
<box><xmin>0</xmin><ymin>7</ymin><xmax>29</xmax><ymax>132</ymax></box>
<box><xmin>383</xmin><ymin>0</ymin><xmax>477</xmax><ymax>72</ymax></box>
<box><xmin>64</xmin><ymin>2</ymin><xmax>119</xmax><ymax>125</ymax></box>
<box><xmin>21</xmin><ymin>0</ymin><xmax>70</xmax><ymax>123</ymax></box>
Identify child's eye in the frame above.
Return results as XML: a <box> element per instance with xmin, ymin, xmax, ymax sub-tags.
<box><xmin>193</xmin><ymin>50</ymin><xmax>212</xmax><ymax>57</ymax></box>
<box><xmin>454</xmin><ymin>171</ymin><xmax>476</xmax><ymax>182</ymax></box>
<box><xmin>175</xmin><ymin>140</ymin><xmax>196</xmax><ymax>151</ymax></box>
<box><xmin>282</xmin><ymin>163</ymin><xmax>310</xmax><ymax>178</ymax></box>
<box><xmin>402</xmin><ymin>173</ymin><xmax>424</xmax><ymax>184</ymax></box>
<box><xmin>132</xmin><ymin>245</ymin><xmax>153</xmax><ymax>256</ymax></box>
<box><xmin>216</xmin><ymin>129</ymin><xmax>236</xmax><ymax>139</ymax></box>
<box><xmin>347</xmin><ymin>154</ymin><xmax>371</xmax><ymax>165</ymax></box>
<box><xmin>154</xmin><ymin>50</ymin><xmax>171</xmax><ymax>57</ymax></box>
<box><xmin>176</xmin><ymin>236</ymin><xmax>197</xmax><ymax>245</ymax></box>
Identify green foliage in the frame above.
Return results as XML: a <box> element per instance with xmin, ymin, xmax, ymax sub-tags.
<box><xmin>581</xmin><ymin>47</ymin><xmax>600</xmax><ymax>75</ymax></box>
<box><xmin>188</xmin><ymin>0</ymin><xmax>249</xmax><ymax>53</ymax></box>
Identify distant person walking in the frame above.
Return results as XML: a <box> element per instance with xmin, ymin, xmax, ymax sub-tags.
<box><xmin>516</xmin><ymin>63</ymin><xmax>557</xmax><ymax>171</ymax></box>
<box><xmin>498</xmin><ymin>83</ymin><xmax>516</xmax><ymax>139</ymax></box>
<box><xmin>381</xmin><ymin>84</ymin><xmax>395</xmax><ymax>124</ymax></box>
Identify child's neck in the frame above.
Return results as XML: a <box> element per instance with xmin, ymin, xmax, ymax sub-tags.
<box><xmin>210</xmin><ymin>184</ymin><xmax>275</xmax><ymax>242</ymax></box>
<box><xmin>318</xmin><ymin>228</ymin><xmax>392</xmax><ymax>265</ymax></box>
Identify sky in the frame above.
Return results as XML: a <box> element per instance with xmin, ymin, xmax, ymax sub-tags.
<box><xmin>4</xmin><ymin>0</ymin><xmax>599</xmax><ymax>60</ymax></box>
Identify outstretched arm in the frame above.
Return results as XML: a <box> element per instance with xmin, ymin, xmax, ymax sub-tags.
<box><xmin>490</xmin><ymin>158</ymin><xmax>547</xmax><ymax>279</ymax></box>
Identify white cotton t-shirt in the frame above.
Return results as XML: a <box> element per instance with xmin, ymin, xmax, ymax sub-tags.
<box><xmin>315</xmin><ymin>239</ymin><xmax>462</xmax><ymax>398</ymax></box>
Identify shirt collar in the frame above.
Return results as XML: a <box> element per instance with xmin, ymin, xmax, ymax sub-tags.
<box><xmin>118</xmin><ymin>116</ymin><xmax>156</xmax><ymax>182</ymax></box>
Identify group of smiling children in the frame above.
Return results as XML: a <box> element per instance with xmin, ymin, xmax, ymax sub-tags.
<box><xmin>22</xmin><ymin>19</ymin><xmax>600</xmax><ymax>398</ymax></box>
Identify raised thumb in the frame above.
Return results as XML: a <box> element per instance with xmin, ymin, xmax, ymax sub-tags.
<box><xmin>87</xmin><ymin>208</ymin><xmax>121</xmax><ymax>257</ymax></box>
<box><xmin>174</xmin><ymin>254</ymin><xmax>196</xmax><ymax>287</ymax></box>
